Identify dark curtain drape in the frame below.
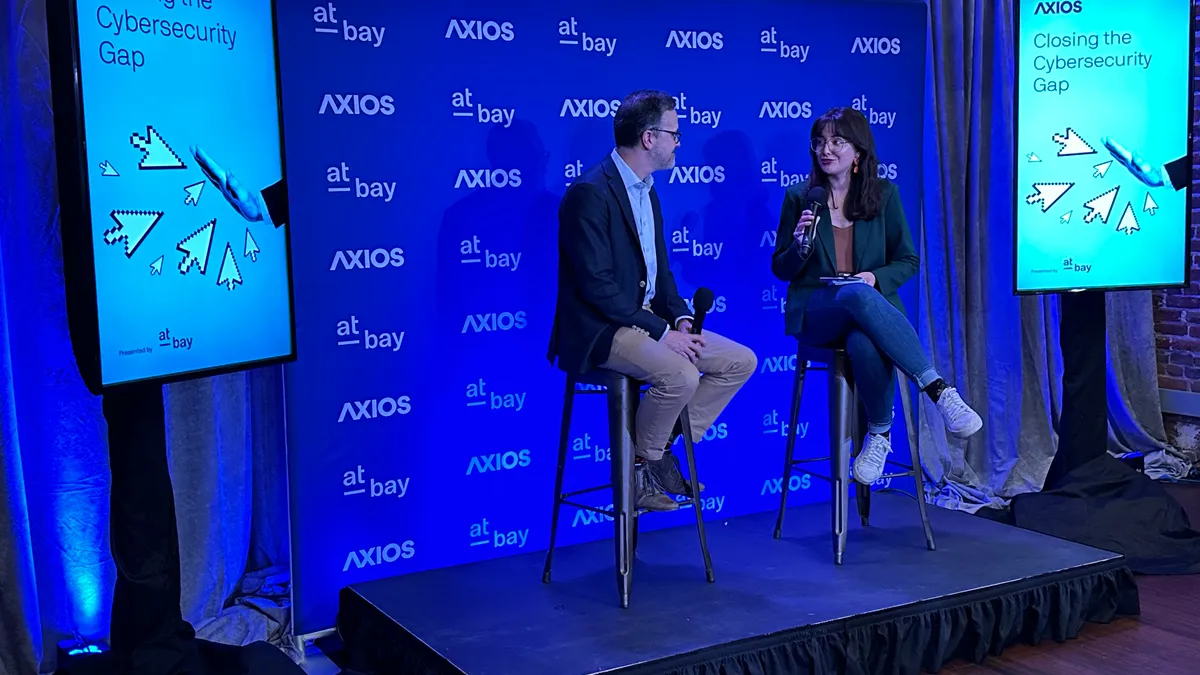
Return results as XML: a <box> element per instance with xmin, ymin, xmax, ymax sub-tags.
<box><xmin>1</xmin><ymin>2</ymin><xmax>296</xmax><ymax>673</ymax></box>
<box><xmin>0</xmin><ymin>1</ymin><xmax>1180</xmax><ymax>674</ymax></box>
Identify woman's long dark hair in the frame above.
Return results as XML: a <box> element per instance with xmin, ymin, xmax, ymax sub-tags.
<box><xmin>808</xmin><ymin>107</ymin><xmax>883</xmax><ymax>221</ymax></box>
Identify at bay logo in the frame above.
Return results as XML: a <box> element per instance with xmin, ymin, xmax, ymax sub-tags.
<box><xmin>444</xmin><ymin>19</ymin><xmax>515</xmax><ymax>41</ymax></box>
<box><xmin>343</xmin><ymin>541</ymin><xmax>415</xmax><ymax>572</ymax></box>
<box><xmin>665</xmin><ymin>30</ymin><xmax>724</xmax><ymax>50</ymax></box>
<box><xmin>319</xmin><ymin>94</ymin><xmax>395</xmax><ymax>116</ymax></box>
<box><xmin>462</xmin><ymin>311</ymin><xmax>527</xmax><ymax>333</ymax></box>
<box><xmin>759</xmin><ymin>100</ymin><xmax>812</xmax><ymax>119</ymax></box>
<box><xmin>851</xmin><ymin>37</ymin><xmax>901</xmax><ymax>55</ymax></box>
<box><xmin>454</xmin><ymin>168</ymin><xmax>522</xmax><ymax>189</ymax></box>
<box><xmin>329</xmin><ymin>247</ymin><xmax>405</xmax><ymax>271</ymax></box>
<box><xmin>560</xmin><ymin>98</ymin><xmax>621</xmax><ymax>118</ymax></box>
<box><xmin>466</xmin><ymin>449</ymin><xmax>531</xmax><ymax>475</ymax></box>
<box><xmin>338</xmin><ymin>396</ymin><xmax>412</xmax><ymax>422</ymax></box>
<box><xmin>1033</xmin><ymin>1</ymin><xmax>1082</xmax><ymax>14</ymax></box>
<box><xmin>669</xmin><ymin>165</ymin><xmax>725</xmax><ymax>184</ymax></box>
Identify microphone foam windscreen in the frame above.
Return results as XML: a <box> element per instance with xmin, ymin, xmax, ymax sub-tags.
<box><xmin>694</xmin><ymin>287</ymin><xmax>714</xmax><ymax>313</ymax></box>
<box><xmin>806</xmin><ymin>186</ymin><xmax>827</xmax><ymax>203</ymax></box>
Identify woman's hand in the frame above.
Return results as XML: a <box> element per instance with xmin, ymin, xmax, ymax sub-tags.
<box><xmin>855</xmin><ymin>271</ymin><xmax>877</xmax><ymax>287</ymax></box>
<box><xmin>794</xmin><ymin>209</ymin><xmax>815</xmax><ymax>245</ymax></box>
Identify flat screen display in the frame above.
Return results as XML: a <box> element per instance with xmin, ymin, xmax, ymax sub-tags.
<box><xmin>1014</xmin><ymin>0</ymin><xmax>1193</xmax><ymax>293</ymax></box>
<box><xmin>52</xmin><ymin>0</ymin><xmax>295</xmax><ymax>390</ymax></box>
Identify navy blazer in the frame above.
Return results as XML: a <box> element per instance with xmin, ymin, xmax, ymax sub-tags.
<box><xmin>548</xmin><ymin>154</ymin><xmax>692</xmax><ymax>374</ymax></box>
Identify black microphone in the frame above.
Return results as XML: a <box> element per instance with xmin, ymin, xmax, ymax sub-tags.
<box><xmin>690</xmin><ymin>287</ymin><xmax>714</xmax><ymax>335</ymax></box>
<box><xmin>797</xmin><ymin>185</ymin><xmax>826</xmax><ymax>258</ymax></box>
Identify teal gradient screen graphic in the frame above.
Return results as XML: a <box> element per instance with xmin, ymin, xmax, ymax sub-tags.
<box><xmin>74</xmin><ymin>0</ymin><xmax>294</xmax><ymax>385</ymax></box>
<box><xmin>1015</xmin><ymin>0</ymin><xmax>1192</xmax><ymax>293</ymax></box>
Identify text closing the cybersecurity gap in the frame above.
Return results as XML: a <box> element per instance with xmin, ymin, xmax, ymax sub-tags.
<box><xmin>95</xmin><ymin>0</ymin><xmax>237</xmax><ymax>73</ymax></box>
<box><xmin>1029</xmin><ymin>27</ymin><xmax>1151</xmax><ymax>95</ymax></box>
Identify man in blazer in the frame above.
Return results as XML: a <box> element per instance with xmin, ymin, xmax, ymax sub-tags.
<box><xmin>548</xmin><ymin>90</ymin><xmax>757</xmax><ymax>511</ymax></box>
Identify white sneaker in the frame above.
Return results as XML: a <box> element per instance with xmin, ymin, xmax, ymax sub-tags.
<box><xmin>936</xmin><ymin>387</ymin><xmax>983</xmax><ymax>438</ymax></box>
<box><xmin>853</xmin><ymin>433</ymin><xmax>892</xmax><ymax>485</ymax></box>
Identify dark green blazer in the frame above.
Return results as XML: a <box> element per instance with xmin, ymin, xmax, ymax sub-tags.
<box><xmin>770</xmin><ymin>179</ymin><xmax>918</xmax><ymax>336</ymax></box>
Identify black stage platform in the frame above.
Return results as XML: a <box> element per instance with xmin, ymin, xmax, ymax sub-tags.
<box><xmin>336</xmin><ymin>493</ymin><xmax>1139</xmax><ymax>675</ymax></box>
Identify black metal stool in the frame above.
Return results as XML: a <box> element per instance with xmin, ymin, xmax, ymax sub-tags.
<box><xmin>773</xmin><ymin>343</ymin><xmax>935</xmax><ymax>564</ymax></box>
<box><xmin>542</xmin><ymin>369</ymin><xmax>715</xmax><ymax>608</ymax></box>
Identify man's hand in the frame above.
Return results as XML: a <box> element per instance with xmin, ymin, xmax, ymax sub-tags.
<box><xmin>191</xmin><ymin>145</ymin><xmax>266</xmax><ymax>222</ymax></box>
<box><xmin>676</xmin><ymin>319</ymin><xmax>693</xmax><ymax>334</ymax></box>
<box><xmin>664</xmin><ymin>330</ymin><xmax>705</xmax><ymax>363</ymax></box>
<box><xmin>855</xmin><ymin>271</ymin><xmax>877</xmax><ymax>287</ymax></box>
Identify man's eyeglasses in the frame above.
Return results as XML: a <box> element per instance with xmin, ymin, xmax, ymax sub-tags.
<box><xmin>651</xmin><ymin>128</ymin><xmax>682</xmax><ymax>143</ymax></box>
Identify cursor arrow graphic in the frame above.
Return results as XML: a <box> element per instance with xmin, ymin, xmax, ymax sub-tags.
<box><xmin>217</xmin><ymin>243</ymin><xmax>243</xmax><ymax>290</ymax></box>
<box><xmin>1082</xmin><ymin>186</ymin><xmax>1120</xmax><ymax>224</ymax></box>
<box><xmin>244</xmin><ymin>229</ymin><xmax>260</xmax><ymax>262</ymax></box>
<box><xmin>1144</xmin><ymin>192</ymin><xmax>1158</xmax><ymax>216</ymax></box>
<box><xmin>1051</xmin><ymin>128</ymin><xmax>1096</xmax><ymax>156</ymax></box>
<box><xmin>99</xmin><ymin>161</ymin><xmax>119</xmax><ymax>176</ymax></box>
<box><xmin>129</xmin><ymin>125</ymin><xmax>187</xmax><ymax>170</ymax></box>
<box><xmin>1025</xmin><ymin>183</ymin><xmax>1073</xmax><ymax>212</ymax></box>
<box><xmin>104</xmin><ymin>210</ymin><xmax>163</xmax><ymax>258</ymax></box>
<box><xmin>184</xmin><ymin>181</ymin><xmax>205</xmax><ymax>206</ymax></box>
<box><xmin>177</xmin><ymin>219</ymin><xmax>216</xmax><ymax>275</ymax></box>
<box><xmin>150</xmin><ymin>256</ymin><xmax>164</xmax><ymax>276</ymax></box>
<box><xmin>1061</xmin><ymin>211</ymin><xmax>1072</xmax><ymax>224</ymax></box>
<box><xmin>1093</xmin><ymin>161</ymin><xmax>1112</xmax><ymax>178</ymax></box>
<box><xmin>1116</xmin><ymin>202</ymin><xmax>1140</xmax><ymax>235</ymax></box>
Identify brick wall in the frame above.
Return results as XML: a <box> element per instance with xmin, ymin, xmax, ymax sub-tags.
<box><xmin>1152</xmin><ymin>19</ymin><xmax>1200</xmax><ymax>394</ymax></box>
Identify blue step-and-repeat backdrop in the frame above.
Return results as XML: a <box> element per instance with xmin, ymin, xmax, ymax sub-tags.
<box><xmin>276</xmin><ymin>0</ymin><xmax>927</xmax><ymax>634</ymax></box>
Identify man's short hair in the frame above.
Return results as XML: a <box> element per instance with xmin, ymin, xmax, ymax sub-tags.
<box><xmin>613</xmin><ymin>90</ymin><xmax>677</xmax><ymax>148</ymax></box>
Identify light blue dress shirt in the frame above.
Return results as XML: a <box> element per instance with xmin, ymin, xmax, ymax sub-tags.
<box><xmin>610</xmin><ymin>149</ymin><xmax>690</xmax><ymax>340</ymax></box>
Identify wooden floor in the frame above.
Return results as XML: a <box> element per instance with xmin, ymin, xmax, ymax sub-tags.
<box><xmin>944</xmin><ymin>482</ymin><xmax>1200</xmax><ymax>675</ymax></box>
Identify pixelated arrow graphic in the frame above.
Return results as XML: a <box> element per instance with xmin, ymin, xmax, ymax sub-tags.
<box><xmin>1116</xmin><ymin>202</ymin><xmax>1140</xmax><ymax>235</ymax></box>
<box><xmin>1027</xmin><ymin>152</ymin><xmax>1041</xmax><ymax>162</ymax></box>
<box><xmin>177</xmin><ymin>219</ymin><xmax>215</xmax><ymax>274</ymax></box>
<box><xmin>130</xmin><ymin>126</ymin><xmax>187</xmax><ymax>170</ymax></box>
<box><xmin>184</xmin><ymin>181</ymin><xmax>205</xmax><ymax>206</ymax></box>
<box><xmin>1093</xmin><ymin>161</ymin><xmax>1112</xmax><ymax>178</ymax></box>
<box><xmin>1082</xmin><ymin>186</ymin><xmax>1120</xmax><ymax>224</ymax></box>
<box><xmin>104</xmin><ymin>210</ymin><xmax>163</xmax><ymax>258</ymax></box>
<box><xmin>99</xmin><ymin>161</ymin><xmax>119</xmax><ymax>176</ymax></box>
<box><xmin>1025</xmin><ymin>183</ymin><xmax>1073</xmax><ymax>212</ymax></box>
<box><xmin>244</xmin><ymin>229</ymin><xmax>259</xmax><ymax>262</ymax></box>
<box><xmin>150</xmin><ymin>256</ymin><xmax>163</xmax><ymax>275</ymax></box>
<box><xmin>217</xmin><ymin>243</ymin><xmax>243</xmax><ymax>290</ymax></box>
<box><xmin>1144</xmin><ymin>193</ymin><xmax>1158</xmax><ymax>216</ymax></box>
<box><xmin>1052</xmin><ymin>128</ymin><xmax>1096</xmax><ymax>156</ymax></box>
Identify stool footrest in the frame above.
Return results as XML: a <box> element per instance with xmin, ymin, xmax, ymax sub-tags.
<box><xmin>559</xmin><ymin>501</ymin><xmax>614</xmax><ymax>518</ymax></box>
<box><xmin>561</xmin><ymin>485</ymin><xmax>611</xmax><ymax>499</ymax></box>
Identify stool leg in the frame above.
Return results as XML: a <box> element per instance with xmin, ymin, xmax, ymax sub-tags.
<box><xmin>854</xmin><ymin>399</ymin><xmax>872</xmax><ymax>527</ymax></box>
<box><xmin>774</xmin><ymin>359</ymin><xmax>807</xmax><ymax>539</ymax></box>
<box><xmin>679</xmin><ymin>406</ymin><xmax>715</xmax><ymax>583</ymax></box>
<box><xmin>830</xmin><ymin>353</ymin><xmax>854</xmax><ymax>565</ymax></box>
<box><xmin>542</xmin><ymin>379</ymin><xmax>575</xmax><ymax>583</ymax></box>
<box><xmin>608</xmin><ymin>376</ymin><xmax>636</xmax><ymax>609</ymax></box>
<box><xmin>898</xmin><ymin>372</ymin><xmax>936</xmax><ymax>551</ymax></box>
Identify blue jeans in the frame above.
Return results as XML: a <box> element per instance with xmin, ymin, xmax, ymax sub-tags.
<box><xmin>799</xmin><ymin>283</ymin><xmax>939</xmax><ymax>434</ymax></box>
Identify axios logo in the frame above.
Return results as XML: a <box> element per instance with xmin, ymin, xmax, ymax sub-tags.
<box><xmin>759</xmin><ymin>100</ymin><xmax>812</xmax><ymax>119</ymax></box>
<box><xmin>338</xmin><ymin>396</ymin><xmax>413</xmax><ymax>423</ymax></box>
<box><xmin>454</xmin><ymin>168</ymin><xmax>522</xmax><ymax>189</ymax></box>
<box><xmin>851</xmin><ymin>37</ymin><xmax>901</xmax><ymax>55</ymax></box>
<box><xmin>330</xmin><ymin>247</ymin><xmax>405</xmax><ymax>271</ymax></box>
<box><xmin>343</xmin><ymin>541</ymin><xmax>415</xmax><ymax>572</ymax></box>
<box><xmin>462</xmin><ymin>311</ymin><xmax>528</xmax><ymax>333</ymax></box>
<box><xmin>760</xmin><ymin>354</ymin><xmax>798</xmax><ymax>374</ymax></box>
<box><xmin>1034</xmin><ymin>1</ymin><xmax>1082</xmax><ymax>14</ymax></box>
<box><xmin>669</xmin><ymin>165</ymin><xmax>725</xmax><ymax>184</ymax></box>
<box><xmin>665</xmin><ymin>30</ymin><xmax>724</xmax><ymax>50</ymax></box>
<box><xmin>319</xmin><ymin>94</ymin><xmax>395</xmax><ymax>116</ymax></box>
<box><xmin>760</xmin><ymin>473</ymin><xmax>814</xmax><ymax>495</ymax></box>
<box><xmin>684</xmin><ymin>294</ymin><xmax>727</xmax><ymax>315</ymax></box>
<box><xmin>445</xmin><ymin>19</ymin><xmax>515</xmax><ymax>41</ymax></box>
<box><xmin>877</xmin><ymin>163</ymin><xmax>898</xmax><ymax>180</ymax></box>
<box><xmin>466</xmin><ymin>449</ymin><xmax>532</xmax><ymax>475</ymax></box>
<box><xmin>560</xmin><ymin>98</ymin><xmax>621</xmax><ymax>118</ymax></box>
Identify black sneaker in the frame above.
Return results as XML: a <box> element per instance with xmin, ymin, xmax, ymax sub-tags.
<box><xmin>647</xmin><ymin>450</ymin><xmax>705</xmax><ymax>497</ymax></box>
<box><xmin>635</xmin><ymin>462</ymin><xmax>679</xmax><ymax>511</ymax></box>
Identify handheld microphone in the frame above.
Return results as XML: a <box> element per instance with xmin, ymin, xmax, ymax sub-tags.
<box><xmin>797</xmin><ymin>185</ymin><xmax>826</xmax><ymax>258</ymax></box>
<box><xmin>690</xmin><ymin>287</ymin><xmax>714</xmax><ymax>335</ymax></box>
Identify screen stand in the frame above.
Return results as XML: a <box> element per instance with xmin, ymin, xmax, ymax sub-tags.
<box><xmin>101</xmin><ymin>383</ymin><xmax>199</xmax><ymax>674</ymax></box>
<box><xmin>1043</xmin><ymin>290</ymin><xmax>1108</xmax><ymax>490</ymax></box>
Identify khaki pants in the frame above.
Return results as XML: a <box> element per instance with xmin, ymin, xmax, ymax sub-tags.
<box><xmin>600</xmin><ymin>327</ymin><xmax>756</xmax><ymax>460</ymax></box>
